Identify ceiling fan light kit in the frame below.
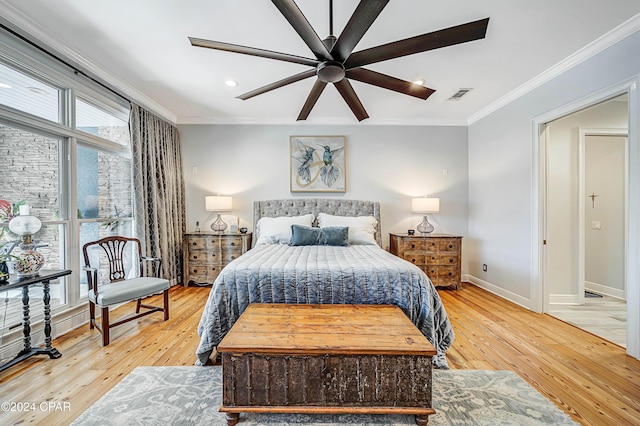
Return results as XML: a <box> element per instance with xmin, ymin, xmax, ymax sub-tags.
<box><xmin>317</xmin><ymin>60</ymin><xmax>345</xmax><ymax>83</ymax></box>
<box><xmin>190</xmin><ymin>0</ymin><xmax>489</xmax><ymax>121</ymax></box>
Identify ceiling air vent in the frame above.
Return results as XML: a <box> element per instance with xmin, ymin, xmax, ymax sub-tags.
<box><xmin>448</xmin><ymin>88</ymin><xmax>473</xmax><ymax>101</ymax></box>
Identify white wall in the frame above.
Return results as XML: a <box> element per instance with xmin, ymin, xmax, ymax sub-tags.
<box><xmin>546</xmin><ymin>99</ymin><xmax>627</xmax><ymax>298</ymax></box>
<box><xmin>469</xmin><ymin>27</ymin><xmax>640</xmax><ymax>359</ymax></box>
<box><xmin>178</xmin><ymin>124</ymin><xmax>469</xmax><ymax>263</ymax></box>
<box><xmin>468</xmin><ymin>30</ymin><xmax>640</xmax><ymax>305</ymax></box>
<box><xmin>585</xmin><ymin>135</ymin><xmax>626</xmax><ymax>295</ymax></box>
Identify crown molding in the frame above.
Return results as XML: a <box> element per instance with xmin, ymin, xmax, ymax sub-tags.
<box><xmin>467</xmin><ymin>12</ymin><xmax>640</xmax><ymax>125</ymax></box>
<box><xmin>0</xmin><ymin>0</ymin><xmax>178</xmax><ymax>125</ymax></box>
<box><xmin>176</xmin><ymin>115</ymin><xmax>468</xmax><ymax>126</ymax></box>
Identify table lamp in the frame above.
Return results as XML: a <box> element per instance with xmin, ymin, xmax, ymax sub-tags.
<box><xmin>205</xmin><ymin>195</ymin><xmax>232</xmax><ymax>232</ymax></box>
<box><xmin>8</xmin><ymin>204</ymin><xmax>45</xmax><ymax>276</ymax></box>
<box><xmin>412</xmin><ymin>197</ymin><xmax>440</xmax><ymax>234</ymax></box>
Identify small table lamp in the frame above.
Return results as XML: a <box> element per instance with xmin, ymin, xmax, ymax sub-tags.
<box><xmin>412</xmin><ymin>197</ymin><xmax>440</xmax><ymax>234</ymax></box>
<box><xmin>205</xmin><ymin>195</ymin><xmax>232</xmax><ymax>232</ymax></box>
<box><xmin>8</xmin><ymin>204</ymin><xmax>45</xmax><ymax>276</ymax></box>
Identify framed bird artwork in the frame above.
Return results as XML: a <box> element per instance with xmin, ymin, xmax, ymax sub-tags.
<box><xmin>290</xmin><ymin>135</ymin><xmax>346</xmax><ymax>193</ymax></box>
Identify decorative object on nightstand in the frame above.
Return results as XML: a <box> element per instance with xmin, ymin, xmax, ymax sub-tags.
<box><xmin>229</xmin><ymin>216</ymin><xmax>239</xmax><ymax>233</ymax></box>
<box><xmin>205</xmin><ymin>195</ymin><xmax>232</xmax><ymax>232</ymax></box>
<box><xmin>389</xmin><ymin>233</ymin><xmax>462</xmax><ymax>289</ymax></box>
<box><xmin>7</xmin><ymin>205</ymin><xmax>45</xmax><ymax>276</ymax></box>
<box><xmin>412</xmin><ymin>197</ymin><xmax>440</xmax><ymax>234</ymax></box>
<box><xmin>183</xmin><ymin>232</ymin><xmax>252</xmax><ymax>286</ymax></box>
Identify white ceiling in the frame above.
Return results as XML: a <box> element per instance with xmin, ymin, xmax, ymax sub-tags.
<box><xmin>2</xmin><ymin>0</ymin><xmax>640</xmax><ymax>125</ymax></box>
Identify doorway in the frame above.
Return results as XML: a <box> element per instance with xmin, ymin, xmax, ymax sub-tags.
<box><xmin>544</xmin><ymin>95</ymin><xmax>628</xmax><ymax>346</ymax></box>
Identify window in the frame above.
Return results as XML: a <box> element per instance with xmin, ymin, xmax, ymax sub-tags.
<box><xmin>76</xmin><ymin>98</ymin><xmax>130</xmax><ymax>146</ymax></box>
<box><xmin>77</xmin><ymin>145</ymin><xmax>132</xmax><ymax>221</ymax></box>
<box><xmin>77</xmin><ymin>145</ymin><xmax>133</xmax><ymax>298</ymax></box>
<box><xmin>0</xmin><ymin>31</ymin><xmax>132</xmax><ymax>339</ymax></box>
<box><xmin>0</xmin><ymin>124</ymin><xmax>61</xmax><ymax>220</ymax></box>
<box><xmin>0</xmin><ymin>124</ymin><xmax>67</xmax><ymax>326</ymax></box>
<box><xmin>0</xmin><ymin>61</ymin><xmax>60</xmax><ymax>122</ymax></box>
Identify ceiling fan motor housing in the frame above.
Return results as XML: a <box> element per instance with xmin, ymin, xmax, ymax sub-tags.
<box><xmin>317</xmin><ymin>60</ymin><xmax>345</xmax><ymax>83</ymax></box>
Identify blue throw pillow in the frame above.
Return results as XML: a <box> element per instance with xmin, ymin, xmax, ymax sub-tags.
<box><xmin>290</xmin><ymin>225</ymin><xmax>321</xmax><ymax>246</ymax></box>
<box><xmin>290</xmin><ymin>225</ymin><xmax>349</xmax><ymax>246</ymax></box>
<box><xmin>318</xmin><ymin>226</ymin><xmax>349</xmax><ymax>246</ymax></box>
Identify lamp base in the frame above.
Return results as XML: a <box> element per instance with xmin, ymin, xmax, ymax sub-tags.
<box><xmin>8</xmin><ymin>244</ymin><xmax>45</xmax><ymax>276</ymax></box>
<box><xmin>417</xmin><ymin>215</ymin><xmax>434</xmax><ymax>234</ymax></box>
<box><xmin>211</xmin><ymin>213</ymin><xmax>228</xmax><ymax>233</ymax></box>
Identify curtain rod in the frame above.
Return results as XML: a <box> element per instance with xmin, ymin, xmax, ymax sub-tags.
<box><xmin>0</xmin><ymin>22</ymin><xmax>130</xmax><ymax>105</ymax></box>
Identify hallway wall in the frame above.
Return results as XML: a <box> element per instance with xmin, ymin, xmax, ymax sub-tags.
<box><xmin>585</xmin><ymin>134</ymin><xmax>626</xmax><ymax>298</ymax></box>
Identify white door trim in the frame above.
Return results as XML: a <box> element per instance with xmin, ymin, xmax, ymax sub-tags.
<box><xmin>532</xmin><ymin>76</ymin><xmax>639</xmax><ymax>360</ymax></box>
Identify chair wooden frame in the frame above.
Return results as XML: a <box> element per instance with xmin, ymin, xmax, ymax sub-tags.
<box><xmin>82</xmin><ymin>236</ymin><xmax>169</xmax><ymax>346</ymax></box>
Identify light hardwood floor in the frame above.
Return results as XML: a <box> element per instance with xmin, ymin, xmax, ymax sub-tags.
<box><xmin>1</xmin><ymin>283</ymin><xmax>639</xmax><ymax>425</ymax></box>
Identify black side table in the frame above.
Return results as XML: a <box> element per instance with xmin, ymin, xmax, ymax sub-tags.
<box><xmin>0</xmin><ymin>269</ymin><xmax>71</xmax><ymax>373</ymax></box>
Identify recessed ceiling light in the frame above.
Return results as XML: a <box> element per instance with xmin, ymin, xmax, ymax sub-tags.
<box><xmin>0</xmin><ymin>82</ymin><xmax>11</xmax><ymax>89</ymax></box>
<box><xmin>27</xmin><ymin>86</ymin><xmax>48</xmax><ymax>95</ymax></box>
<box><xmin>225</xmin><ymin>80</ymin><xmax>239</xmax><ymax>87</ymax></box>
<box><xmin>413</xmin><ymin>79</ymin><xmax>425</xmax><ymax>86</ymax></box>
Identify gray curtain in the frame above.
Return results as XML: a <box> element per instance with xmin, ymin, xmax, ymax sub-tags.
<box><xmin>130</xmin><ymin>103</ymin><xmax>185</xmax><ymax>284</ymax></box>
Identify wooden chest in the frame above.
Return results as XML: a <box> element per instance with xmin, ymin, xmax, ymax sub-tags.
<box><xmin>217</xmin><ymin>304</ymin><xmax>436</xmax><ymax>425</ymax></box>
<box><xmin>182</xmin><ymin>232</ymin><xmax>251</xmax><ymax>286</ymax></box>
<box><xmin>389</xmin><ymin>233</ymin><xmax>462</xmax><ymax>289</ymax></box>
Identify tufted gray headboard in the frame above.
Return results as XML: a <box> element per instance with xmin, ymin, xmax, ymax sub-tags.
<box><xmin>254</xmin><ymin>199</ymin><xmax>382</xmax><ymax>246</ymax></box>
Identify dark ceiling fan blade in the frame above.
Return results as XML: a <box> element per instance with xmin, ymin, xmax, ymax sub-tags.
<box><xmin>189</xmin><ymin>37</ymin><xmax>319</xmax><ymax>67</ymax></box>
<box><xmin>297</xmin><ymin>79</ymin><xmax>328</xmax><ymax>121</ymax></box>
<box><xmin>346</xmin><ymin>68</ymin><xmax>435</xmax><ymax>100</ymax></box>
<box><xmin>238</xmin><ymin>69</ymin><xmax>316</xmax><ymax>100</ymax></box>
<box><xmin>344</xmin><ymin>17</ymin><xmax>490</xmax><ymax>69</ymax></box>
<box><xmin>334</xmin><ymin>79</ymin><xmax>369</xmax><ymax>121</ymax></box>
<box><xmin>331</xmin><ymin>0</ymin><xmax>390</xmax><ymax>63</ymax></box>
<box><xmin>272</xmin><ymin>0</ymin><xmax>332</xmax><ymax>61</ymax></box>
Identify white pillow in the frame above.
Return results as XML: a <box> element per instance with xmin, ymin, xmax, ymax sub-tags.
<box><xmin>317</xmin><ymin>213</ymin><xmax>378</xmax><ymax>245</ymax></box>
<box><xmin>255</xmin><ymin>214</ymin><xmax>315</xmax><ymax>245</ymax></box>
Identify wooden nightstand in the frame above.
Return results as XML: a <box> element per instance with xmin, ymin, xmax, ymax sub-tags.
<box><xmin>389</xmin><ymin>233</ymin><xmax>462</xmax><ymax>289</ymax></box>
<box><xmin>183</xmin><ymin>232</ymin><xmax>252</xmax><ymax>287</ymax></box>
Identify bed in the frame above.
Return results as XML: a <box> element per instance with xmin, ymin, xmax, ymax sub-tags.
<box><xmin>195</xmin><ymin>199</ymin><xmax>454</xmax><ymax>369</ymax></box>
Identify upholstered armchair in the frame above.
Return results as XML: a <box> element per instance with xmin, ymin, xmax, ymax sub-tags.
<box><xmin>82</xmin><ymin>236</ymin><xmax>170</xmax><ymax>346</ymax></box>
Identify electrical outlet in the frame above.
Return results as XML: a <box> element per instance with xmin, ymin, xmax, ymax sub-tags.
<box><xmin>482</xmin><ymin>264</ymin><xmax>487</xmax><ymax>272</ymax></box>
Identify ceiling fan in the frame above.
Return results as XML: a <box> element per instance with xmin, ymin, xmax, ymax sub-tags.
<box><xmin>189</xmin><ymin>0</ymin><xmax>489</xmax><ymax>121</ymax></box>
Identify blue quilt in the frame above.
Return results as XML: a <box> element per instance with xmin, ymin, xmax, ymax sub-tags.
<box><xmin>195</xmin><ymin>244</ymin><xmax>454</xmax><ymax>368</ymax></box>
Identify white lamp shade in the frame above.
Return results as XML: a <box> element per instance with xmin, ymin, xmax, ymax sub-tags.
<box><xmin>205</xmin><ymin>196</ymin><xmax>232</xmax><ymax>212</ymax></box>
<box><xmin>9</xmin><ymin>215</ymin><xmax>42</xmax><ymax>235</ymax></box>
<box><xmin>412</xmin><ymin>197</ymin><xmax>440</xmax><ymax>213</ymax></box>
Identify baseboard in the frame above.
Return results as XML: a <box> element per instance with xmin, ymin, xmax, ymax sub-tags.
<box><xmin>548</xmin><ymin>283</ymin><xmax>626</xmax><ymax>305</ymax></box>
<box><xmin>549</xmin><ymin>294</ymin><xmax>580</xmax><ymax>305</ymax></box>
<box><xmin>466</xmin><ymin>275</ymin><xmax>532</xmax><ymax>310</ymax></box>
<box><xmin>585</xmin><ymin>281</ymin><xmax>626</xmax><ymax>300</ymax></box>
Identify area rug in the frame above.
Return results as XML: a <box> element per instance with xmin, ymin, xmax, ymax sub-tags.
<box><xmin>71</xmin><ymin>366</ymin><xmax>577</xmax><ymax>425</ymax></box>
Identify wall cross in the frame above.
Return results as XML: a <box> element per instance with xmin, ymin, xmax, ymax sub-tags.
<box><xmin>588</xmin><ymin>192</ymin><xmax>598</xmax><ymax>208</ymax></box>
